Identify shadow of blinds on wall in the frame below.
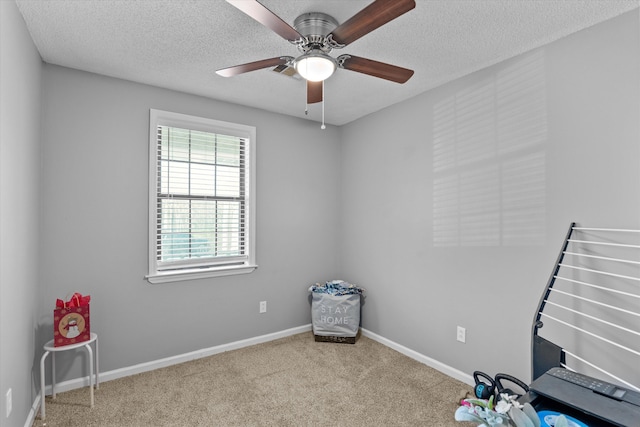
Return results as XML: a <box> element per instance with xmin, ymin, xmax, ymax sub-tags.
<box><xmin>532</xmin><ymin>223</ymin><xmax>640</xmax><ymax>391</ymax></box>
<box><xmin>433</xmin><ymin>49</ymin><xmax>547</xmax><ymax>247</ymax></box>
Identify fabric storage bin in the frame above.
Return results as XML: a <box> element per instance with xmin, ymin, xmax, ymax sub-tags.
<box><xmin>310</xmin><ymin>280</ymin><xmax>364</xmax><ymax>344</ymax></box>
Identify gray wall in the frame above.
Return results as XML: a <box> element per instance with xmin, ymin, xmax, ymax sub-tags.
<box><xmin>0</xmin><ymin>1</ymin><xmax>42</xmax><ymax>425</ymax></box>
<box><xmin>38</xmin><ymin>64</ymin><xmax>342</xmax><ymax>378</ymax></box>
<box><xmin>340</xmin><ymin>10</ymin><xmax>640</xmax><ymax>382</ymax></box>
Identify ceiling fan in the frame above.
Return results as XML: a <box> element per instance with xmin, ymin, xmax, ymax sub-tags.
<box><xmin>216</xmin><ymin>0</ymin><xmax>416</xmax><ymax>110</ymax></box>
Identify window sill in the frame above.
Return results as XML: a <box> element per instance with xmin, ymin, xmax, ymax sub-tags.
<box><xmin>146</xmin><ymin>264</ymin><xmax>258</xmax><ymax>284</ymax></box>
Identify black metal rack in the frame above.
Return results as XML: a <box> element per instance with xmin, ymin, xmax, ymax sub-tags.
<box><xmin>525</xmin><ymin>223</ymin><xmax>640</xmax><ymax>427</ymax></box>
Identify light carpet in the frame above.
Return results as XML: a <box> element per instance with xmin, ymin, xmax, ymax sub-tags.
<box><xmin>33</xmin><ymin>332</ymin><xmax>473</xmax><ymax>426</ymax></box>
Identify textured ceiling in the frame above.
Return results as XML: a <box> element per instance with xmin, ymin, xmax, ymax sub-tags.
<box><xmin>15</xmin><ymin>0</ymin><xmax>639</xmax><ymax>126</ymax></box>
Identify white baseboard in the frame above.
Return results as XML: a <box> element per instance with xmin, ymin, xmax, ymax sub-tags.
<box><xmin>28</xmin><ymin>324</ymin><xmax>472</xmax><ymax>426</ymax></box>
<box><xmin>24</xmin><ymin>398</ymin><xmax>40</xmax><ymax>427</ymax></box>
<box><xmin>38</xmin><ymin>324</ymin><xmax>313</xmax><ymax>397</ymax></box>
<box><xmin>360</xmin><ymin>328</ymin><xmax>474</xmax><ymax>387</ymax></box>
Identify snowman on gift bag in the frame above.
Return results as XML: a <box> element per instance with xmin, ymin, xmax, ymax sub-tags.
<box><xmin>64</xmin><ymin>316</ymin><xmax>81</xmax><ymax>339</ymax></box>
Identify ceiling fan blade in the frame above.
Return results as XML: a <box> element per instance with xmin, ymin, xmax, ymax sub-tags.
<box><xmin>307</xmin><ymin>81</ymin><xmax>322</xmax><ymax>104</ymax></box>
<box><xmin>328</xmin><ymin>0</ymin><xmax>415</xmax><ymax>47</ymax></box>
<box><xmin>338</xmin><ymin>55</ymin><xmax>414</xmax><ymax>83</ymax></box>
<box><xmin>216</xmin><ymin>57</ymin><xmax>293</xmax><ymax>77</ymax></box>
<box><xmin>226</xmin><ymin>0</ymin><xmax>303</xmax><ymax>42</ymax></box>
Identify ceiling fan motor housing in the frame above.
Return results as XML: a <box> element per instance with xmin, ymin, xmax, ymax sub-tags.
<box><xmin>293</xmin><ymin>12</ymin><xmax>339</xmax><ymax>53</ymax></box>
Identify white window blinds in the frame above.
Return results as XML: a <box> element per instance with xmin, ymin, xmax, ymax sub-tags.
<box><xmin>148</xmin><ymin>110</ymin><xmax>256</xmax><ymax>283</ymax></box>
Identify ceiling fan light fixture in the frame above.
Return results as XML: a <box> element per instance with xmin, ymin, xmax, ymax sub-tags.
<box><xmin>294</xmin><ymin>50</ymin><xmax>336</xmax><ymax>82</ymax></box>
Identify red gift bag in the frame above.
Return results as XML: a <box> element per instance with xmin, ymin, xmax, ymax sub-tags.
<box><xmin>53</xmin><ymin>292</ymin><xmax>91</xmax><ymax>347</ymax></box>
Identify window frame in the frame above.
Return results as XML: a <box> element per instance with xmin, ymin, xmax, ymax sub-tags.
<box><xmin>146</xmin><ymin>109</ymin><xmax>257</xmax><ymax>284</ymax></box>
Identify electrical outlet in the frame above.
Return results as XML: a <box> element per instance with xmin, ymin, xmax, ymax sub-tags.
<box><xmin>259</xmin><ymin>301</ymin><xmax>267</xmax><ymax>313</ymax></box>
<box><xmin>457</xmin><ymin>326</ymin><xmax>466</xmax><ymax>343</ymax></box>
<box><xmin>6</xmin><ymin>388</ymin><xmax>11</xmax><ymax>418</ymax></box>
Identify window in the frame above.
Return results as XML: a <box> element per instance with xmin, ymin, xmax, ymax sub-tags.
<box><xmin>147</xmin><ymin>109</ymin><xmax>256</xmax><ymax>283</ymax></box>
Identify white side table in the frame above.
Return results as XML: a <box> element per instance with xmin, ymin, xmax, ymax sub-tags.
<box><xmin>39</xmin><ymin>332</ymin><xmax>99</xmax><ymax>420</ymax></box>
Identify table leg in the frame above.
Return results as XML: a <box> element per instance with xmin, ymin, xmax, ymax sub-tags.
<box><xmin>39</xmin><ymin>350</ymin><xmax>50</xmax><ymax>420</ymax></box>
<box><xmin>85</xmin><ymin>344</ymin><xmax>94</xmax><ymax>407</ymax></box>
<box><xmin>51</xmin><ymin>352</ymin><xmax>57</xmax><ymax>399</ymax></box>
<box><xmin>95</xmin><ymin>336</ymin><xmax>99</xmax><ymax>389</ymax></box>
